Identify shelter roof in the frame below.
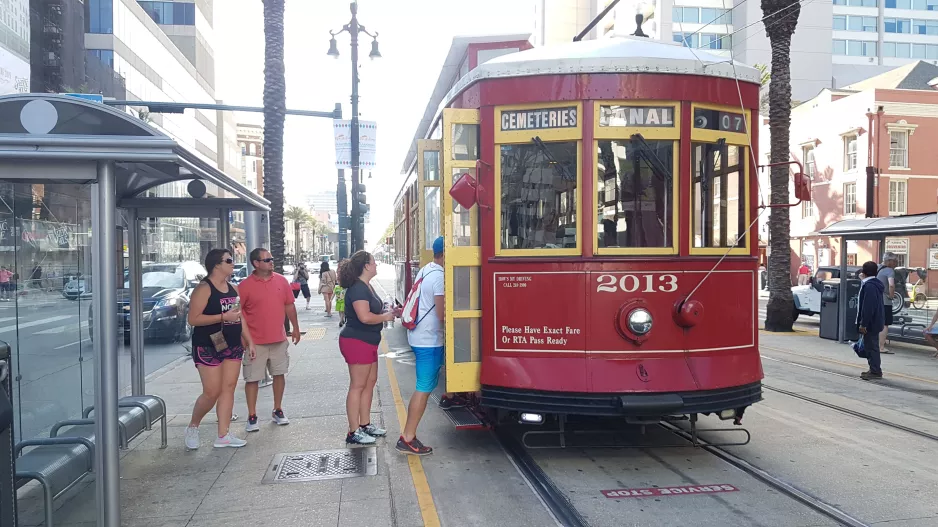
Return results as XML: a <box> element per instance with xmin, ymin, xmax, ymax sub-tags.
<box><xmin>0</xmin><ymin>94</ymin><xmax>269</xmax><ymax>213</ymax></box>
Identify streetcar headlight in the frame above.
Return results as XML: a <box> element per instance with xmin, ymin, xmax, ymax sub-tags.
<box><xmin>628</xmin><ymin>309</ymin><xmax>653</xmax><ymax>336</ymax></box>
<box><xmin>520</xmin><ymin>413</ymin><xmax>544</xmax><ymax>424</ymax></box>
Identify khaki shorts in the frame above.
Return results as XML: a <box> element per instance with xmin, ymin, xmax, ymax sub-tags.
<box><xmin>243</xmin><ymin>340</ymin><xmax>290</xmax><ymax>382</ymax></box>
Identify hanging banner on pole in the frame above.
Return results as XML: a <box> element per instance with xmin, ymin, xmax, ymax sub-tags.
<box><xmin>333</xmin><ymin>120</ymin><xmax>377</xmax><ymax>170</ymax></box>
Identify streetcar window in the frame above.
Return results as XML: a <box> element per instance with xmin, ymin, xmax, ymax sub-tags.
<box><xmin>692</xmin><ymin>143</ymin><xmax>746</xmax><ymax>249</ymax></box>
<box><xmin>453</xmin><ymin>168</ymin><xmax>478</xmax><ymax>247</ymax></box>
<box><xmin>499</xmin><ymin>141</ymin><xmax>578</xmax><ymax>251</ymax></box>
<box><xmin>424</xmin><ymin>186</ymin><xmax>441</xmax><ymax>249</ymax></box>
<box><xmin>596</xmin><ymin>139</ymin><xmax>674</xmax><ymax>251</ymax></box>
<box><xmin>452</xmin><ymin>124</ymin><xmax>479</xmax><ymax>161</ymax></box>
<box><xmin>423</xmin><ymin>150</ymin><xmax>440</xmax><ymax>181</ymax></box>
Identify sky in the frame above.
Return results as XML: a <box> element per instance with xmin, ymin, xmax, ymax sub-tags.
<box><xmin>215</xmin><ymin>0</ymin><xmax>536</xmax><ymax>249</ymax></box>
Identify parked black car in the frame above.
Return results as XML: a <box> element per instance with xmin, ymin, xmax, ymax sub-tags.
<box><xmin>89</xmin><ymin>261</ymin><xmax>206</xmax><ymax>343</ymax></box>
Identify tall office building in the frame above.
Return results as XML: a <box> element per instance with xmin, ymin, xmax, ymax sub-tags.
<box><xmin>0</xmin><ymin>0</ymin><xmax>29</xmax><ymax>94</ymax></box>
<box><xmin>535</xmin><ymin>0</ymin><xmax>938</xmax><ymax>103</ymax></box>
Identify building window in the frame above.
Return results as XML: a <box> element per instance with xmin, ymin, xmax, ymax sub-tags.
<box><xmin>700</xmin><ymin>33</ymin><xmax>730</xmax><ymax>49</ymax></box>
<box><xmin>845</xmin><ymin>0</ymin><xmax>878</xmax><ymax>5</ymax></box>
<box><xmin>886</xmin><ymin>0</ymin><xmax>912</xmax><ymax>7</ymax></box>
<box><xmin>673</xmin><ymin>32</ymin><xmax>698</xmax><ymax>48</ymax></box>
<box><xmin>844</xmin><ymin>182</ymin><xmax>857</xmax><ymax>214</ymax></box>
<box><xmin>803</xmin><ymin>146</ymin><xmax>816</xmax><ymax>178</ymax></box>
<box><xmin>499</xmin><ymin>142</ymin><xmax>578</xmax><ymax>251</ymax></box>
<box><xmin>889</xmin><ymin>180</ymin><xmax>907</xmax><ymax>215</ymax></box>
<box><xmin>912</xmin><ymin>19</ymin><xmax>938</xmax><ymax>34</ymax></box>
<box><xmin>833</xmin><ymin>40</ymin><xmax>878</xmax><ymax>56</ymax></box>
<box><xmin>889</xmin><ymin>130</ymin><xmax>909</xmax><ymax>168</ymax></box>
<box><xmin>840</xmin><ymin>15</ymin><xmax>880</xmax><ymax>32</ymax></box>
<box><xmin>844</xmin><ymin>135</ymin><xmax>858</xmax><ymax>170</ymax></box>
<box><xmin>137</xmin><ymin>2</ymin><xmax>196</xmax><ymax>25</ymax></box>
<box><xmin>886</xmin><ymin>42</ymin><xmax>938</xmax><ymax>58</ymax></box>
<box><xmin>249</xmin><ymin>143</ymin><xmax>256</xmax><ymax>156</ymax></box>
<box><xmin>802</xmin><ymin>199</ymin><xmax>814</xmax><ymax>218</ymax></box>
<box><xmin>86</xmin><ymin>49</ymin><xmax>114</xmax><ymax>68</ymax></box>
<box><xmin>86</xmin><ymin>0</ymin><xmax>114</xmax><ymax>34</ymax></box>
<box><xmin>885</xmin><ymin>18</ymin><xmax>912</xmax><ymax>33</ymax></box>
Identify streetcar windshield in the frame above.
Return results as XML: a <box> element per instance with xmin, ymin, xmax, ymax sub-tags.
<box><xmin>596</xmin><ymin>134</ymin><xmax>674</xmax><ymax>250</ymax></box>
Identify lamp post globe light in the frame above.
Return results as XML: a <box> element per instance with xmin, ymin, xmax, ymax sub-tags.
<box><xmin>328</xmin><ymin>1</ymin><xmax>380</xmax><ymax>254</ymax></box>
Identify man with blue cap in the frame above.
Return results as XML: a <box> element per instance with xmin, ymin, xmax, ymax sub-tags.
<box><xmin>398</xmin><ymin>236</ymin><xmax>455</xmax><ymax>455</ymax></box>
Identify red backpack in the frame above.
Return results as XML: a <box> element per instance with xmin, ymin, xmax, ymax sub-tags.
<box><xmin>401</xmin><ymin>267</ymin><xmax>441</xmax><ymax>330</ymax></box>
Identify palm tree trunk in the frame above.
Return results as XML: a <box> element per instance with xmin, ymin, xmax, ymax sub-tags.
<box><xmin>263</xmin><ymin>0</ymin><xmax>286</xmax><ymax>274</ymax></box>
<box><xmin>762</xmin><ymin>0</ymin><xmax>801</xmax><ymax>332</ymax></box>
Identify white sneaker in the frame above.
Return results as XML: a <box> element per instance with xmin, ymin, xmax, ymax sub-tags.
<box><xmin>184</xmin><ymin>426</ymin><xmax>199</xmax><ymax>450</ymax></box>
<box><xmin>245</xmin><ymin>415</ymin><xmax>260</xmax><ymax>432</ymax></box>
<box><xmin>272</xmin><ymin>409</ymin><xmax>290</xmax><ymax>425</ymax></box>
<box><xmin>213</xmin><ymin>432</ymin><xmax>247</xmax><ymax>448</ymax></box>
<box><xmin>345</xmin><ymin>429</ymin><xmax>376</xmax><ymax>445</ymax></box>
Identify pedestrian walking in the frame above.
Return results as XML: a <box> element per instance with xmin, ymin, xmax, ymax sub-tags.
<box><xmin>877</xmin><ymin>252</ymin><xmax>898</xmax><ymax>354</ymax></box>
<box><xmin>856</xmin><ymin>260</ymin><xmax>886</xmax><ymax>380</ymax></box>
<box><xmin>797</xmin><ymin>261</ymin><xmax>810</xmax><ymax>286</ymax></box>
<box><xmin>0</xmin><ymin>266</ymin><xmax>12</xmax><ymax>302</ymax></box>
<box><xmin>320</xmin><ymin>261</ymin><xmax>338</xmax><ymax>317</ymax></box>
<box><xmin>334</xmin><ymin>270</ymin><xmax>347</xmax><ymax>328</ymax></box>
<box><xmin>338</xmin><ymin>250</ymin><xmax>399</xmax><ymax>445</ymax></box>
<box><xmin>398</xmin><ymin>236</ymin><xmax>447</xmax><ymax>456</ymax></box>
<box><xmin>185</xmin><ymin>248</ymin><xmax>253</xmax><ymax>450</ymax></box>
<box><xmin>293</xmin><ymin>263</ymin><xmax>312</xmax><ymax>310</ymax></box>
<box><xmin>238</xmin><ymin>248</ymin><xmax>301</xmax><ymax>433</ymax></box>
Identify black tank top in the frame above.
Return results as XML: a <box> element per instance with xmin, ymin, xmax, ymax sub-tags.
<box><xmin>192</xmin><ymin>279</ymin><xmax>242</xmax><ymax>350</ymax></box>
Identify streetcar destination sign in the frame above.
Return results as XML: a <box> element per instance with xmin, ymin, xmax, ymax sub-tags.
<box><xmin>599</xmin><ymin>105</ymin><xmax>675</xmax><ymax>127</ymax></box>
<box><xmin>500</xmin><ymin>107</ymin><xmax>578</xmax><ymax>131</ymax></box>
<box><xmin>694</xmin><ymin>108</ymin><xmax>747</xmax><ymax>133</ymax></box>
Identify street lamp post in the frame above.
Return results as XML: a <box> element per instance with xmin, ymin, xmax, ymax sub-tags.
<box><xmin>328</xmin><ymin>1</ymin><xmax>380</xmax><ymax>254</ymax></box>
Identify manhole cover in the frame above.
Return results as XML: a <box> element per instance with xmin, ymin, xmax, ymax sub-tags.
<box><xmin>262</xmin><ymin>448</ymin><xmax>377</xmax><ymax>483</ymax></box>
<box><xmin>307</xmin><ymin>327</ymin><xmax>327</xmax><ymax>340</ymax></box>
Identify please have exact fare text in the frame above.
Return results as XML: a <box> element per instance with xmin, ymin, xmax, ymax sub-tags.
<box><xmin>500</xmin><ymin>325</ymin><xmax>581</xmax><ymax>345</ymax></box>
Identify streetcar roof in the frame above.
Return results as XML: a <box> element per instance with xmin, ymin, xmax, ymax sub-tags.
<box><xmin>400</xmin><ymin>35</ymin><xmax>760</xmax><ymax>177</ymax></box>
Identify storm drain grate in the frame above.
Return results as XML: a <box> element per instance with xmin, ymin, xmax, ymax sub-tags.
<box><xmin>306</xmin><ymin>327</ymin><xmax>327</xmax><ymax>340</ymax></box>
<box><xmin>262</xmin><ymin>448</ymin><xmax>377</xmax><ymax>483</ymax></box>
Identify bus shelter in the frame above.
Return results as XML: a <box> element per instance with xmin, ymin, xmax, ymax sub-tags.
<box><xmin>0</xmin><ymin>94</ymin><xmax>269</xmax><ymax>526</ymax></box>
<box><xmin>815</xmin><ymin>212</ymin><xmax>938</xmax><ymax>343</ymax></box>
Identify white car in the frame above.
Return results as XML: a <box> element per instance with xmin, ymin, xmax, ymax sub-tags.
<box><xmin>791</xmin><ymin>265</ymin><xmax>861</xmax><ymax>321</ymax></box>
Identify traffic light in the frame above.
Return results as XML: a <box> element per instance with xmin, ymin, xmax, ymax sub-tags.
<box><xmin>354</xmin><ymin>184</ymin><xmax>370</xmax><ymax>215</ymax></box>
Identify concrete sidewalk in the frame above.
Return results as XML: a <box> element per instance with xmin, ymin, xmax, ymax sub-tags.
<box><xmin>15</xmin><ymin>284</ymin><xmax>424</xmax><ymax>527</ymax></box>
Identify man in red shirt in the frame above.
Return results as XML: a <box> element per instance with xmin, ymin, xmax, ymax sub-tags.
<box><xmin>238</xmin><ymin>248</ymin><xmax>302</xmax><ymax>433</ymax></box>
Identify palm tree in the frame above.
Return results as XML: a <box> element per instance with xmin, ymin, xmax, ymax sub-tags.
<box><xmin>263</xmin><ymin>0</ymin><xmax>287</xmax><ymax>273</ymax></box>
<box><xmin>285</xmin><ymin>205</ymin><xmax>313</xmax><ymax>260</ymax></box>
<box><xmin>762</xmin><ymin>0</ymin><xmax>801</xmax><ymax>332</ymax></box>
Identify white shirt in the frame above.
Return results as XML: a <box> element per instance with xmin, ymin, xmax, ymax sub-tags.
<box><xmin>407</xmin><ymin>262</ymin><xmax>445</xmax><ymax>348</ymax></box>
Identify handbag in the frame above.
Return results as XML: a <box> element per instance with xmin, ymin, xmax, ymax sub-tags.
<box><xmin>291</xmin><ymin>281</ymin><xmax>301</xmax><ymax>292</ymax></box>
<box><xmin>852</xmin><ymin>337</ymin><xmax>867</xmax><ymax>359</ymax></box>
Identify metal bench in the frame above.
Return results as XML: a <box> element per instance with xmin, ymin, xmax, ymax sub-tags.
<box><xmin>51</xmin><ymin>395</ymin><xmax>167</xmax><ymax>450</ymax></box>
<box><xmin>14</xmin><ymin>436</ymin><xmax>94</xmax><ymax>527</ymax></box>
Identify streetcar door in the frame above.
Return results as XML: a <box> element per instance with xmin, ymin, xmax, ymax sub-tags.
<box><xmin>442</xmin><ymin>108</ymin><xmax>482</xmax><ymax>393</ymax></box>
<box><xmin>417</xmin><ymin>139</ymin><xmax>442</xmax><ymax>268</ymax></box>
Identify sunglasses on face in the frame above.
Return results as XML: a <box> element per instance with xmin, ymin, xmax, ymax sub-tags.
<box><xmin>257</xmin><ymin>258</ymin><xmax>274</xmax><ymax>263</ymax></box>
<box><xmin>223</xmin><ymin>258</ymin><xmax>234</xmax><ymax>264</ymax></box>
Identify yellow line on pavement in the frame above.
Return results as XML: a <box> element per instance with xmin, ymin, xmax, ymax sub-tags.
<box><xmin>760</xmin><ymin>344</ymin><xmax>938</xmax><ymax>385</ymax></box>
<box><xmin>759</xmin><ymin>328</ymin><xmax>819</xmax><ymax>337</ymax></box>
<box><xmin>382</xmin><ymin>338</ymin><xmax>441</xmax><ymax>527</ymax></box>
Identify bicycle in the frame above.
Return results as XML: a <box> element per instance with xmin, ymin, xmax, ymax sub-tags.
<box><xmin>911</xmin><ymin>278</ymin><xmax>930</xmax><ymax>310</ymax></box>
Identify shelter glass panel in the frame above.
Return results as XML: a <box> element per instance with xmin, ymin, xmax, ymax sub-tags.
<box><xmin>499</xmin><ymin>142</ymin><xmax>578</xmax><ymax>251</ymax></box>
<box><xmin>0</xmin><ymin>183</ymin><xmax>94</xmax><ymax>443</ymax></box>
<box><xmin>596</xmin><ymin>140</ymin><xmax>674</xmax><ymax>250</ymax></box>
<box><xmin>692</xmin><ymin>143</ymin><xmax>746</xmax><ymax>249</ymax></box>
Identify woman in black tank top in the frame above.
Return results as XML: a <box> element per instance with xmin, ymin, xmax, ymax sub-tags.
<box><xmin>183</xmin><ymin>249</ymin><xmax>255</xmax><ymax>449</ymax></box>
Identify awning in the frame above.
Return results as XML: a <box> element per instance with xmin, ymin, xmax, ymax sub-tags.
<box><xmin>815</xmin><ymin>213</ymin><xmax>938</xmax><ymax>239</ymax></box>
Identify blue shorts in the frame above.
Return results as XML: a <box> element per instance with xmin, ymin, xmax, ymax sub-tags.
<box><xmin>412</xmin><ymin>346</ymin><xmax>444</xmax><ymax>393</ymax></box>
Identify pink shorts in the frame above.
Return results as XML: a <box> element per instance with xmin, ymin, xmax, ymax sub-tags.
<box><xmin>339</xmin><ymin>337</ymin><xmax>379</xmax><ymax>365</ymax></box>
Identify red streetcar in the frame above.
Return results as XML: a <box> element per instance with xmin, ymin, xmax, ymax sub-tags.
<box><xmin>392</xmin><ymin>33</ymin><xmax>807</xmax><ymax>437</ymax></box>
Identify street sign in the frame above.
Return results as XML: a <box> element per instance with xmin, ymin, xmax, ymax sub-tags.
<box><xmin>333</xmin><ymin>120</ymin><xmax>377</xmax><ymax>169</ymax></box>
<box><xmin>62</xmin><ymin>93</ymin><xmax>104</xmax><ymax>103</ymax></box>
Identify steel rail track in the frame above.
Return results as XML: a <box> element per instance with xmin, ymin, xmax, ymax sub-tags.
<box><xmin>762</xmin><ymin>384</ymin><xmax>938</xmax><ymax>442</ymax></box>
<box><xmin>659</xmin><ymin>421</ymin><xmax>871</xmax><ymax>527</ymax></box>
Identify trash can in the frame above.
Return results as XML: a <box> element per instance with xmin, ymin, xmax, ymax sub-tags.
<box><xmin>819</xmin><ymin>279</ymin><xmax>861</xmax><ymax>341</ymax></box>
<box><xmin>0</xmin><ymin>340</ymin><xmax>16</xmax><ymax>527</ymax></box>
